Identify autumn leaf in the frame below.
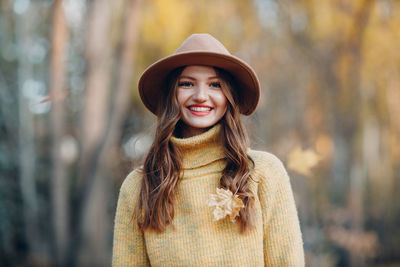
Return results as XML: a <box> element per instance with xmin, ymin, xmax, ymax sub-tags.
<box><xmin>40</xmin><ymin>90</ymin><xmax>69</xmax><ymax>104</ymax></box>
<box><xmin>287</xmin><ymin>146</ymin><xmax>321</xmax><ymax>176</ymax></box>
<box><xmin>206</xmin><ymin>188</ymin><xmax>244</xmax><ymax>223</ymax></box>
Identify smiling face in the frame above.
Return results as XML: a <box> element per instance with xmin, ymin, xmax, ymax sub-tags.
<box><xmin>177</xmin><ymin>65</ymin><xmax>228</xmax><ymax>138</ymax></box>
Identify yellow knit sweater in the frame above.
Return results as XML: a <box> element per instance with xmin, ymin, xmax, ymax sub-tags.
<box><xmin>112</xmin><ymin>125</ymin><xmax>304</xmax><ymax>266</ymax></box>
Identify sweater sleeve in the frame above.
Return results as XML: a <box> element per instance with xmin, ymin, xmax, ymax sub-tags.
<box><xmin>254</xmin><ymin>152</ymin><xmax>305</xmax><ymax>267</ymax></box>
<box><xmin>112</xmin><ymin>171</ymin><xmax>150</xmax><ymax>267</ymax></box>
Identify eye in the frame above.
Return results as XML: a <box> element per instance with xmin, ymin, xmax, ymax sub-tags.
<box><xmin>178</xmin><ymin>81</ymin><xmax>193</xmax><ymax>88</ymax></box>
<box><xmin>210</xmin><ymin>81</ymin><xmax>221</xmax><ymax>88</ymax></box>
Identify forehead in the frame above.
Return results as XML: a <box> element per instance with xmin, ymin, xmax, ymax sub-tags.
<box><xmin>180</xmin><ymin>65</ymin><xmax>218</xmax><ymax>77</ymax></box>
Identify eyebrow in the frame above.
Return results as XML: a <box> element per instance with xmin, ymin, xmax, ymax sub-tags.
<box><xmin>178</xmin><ymin>75</ymin><xmax>220</xmax><ymax>80</ymax></box>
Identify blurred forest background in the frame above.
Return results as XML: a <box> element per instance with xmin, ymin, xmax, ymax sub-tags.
<box><xmin>0</xmin><ymin>0</ymin><xmax>399</xmax><ymax>266</ymax></box>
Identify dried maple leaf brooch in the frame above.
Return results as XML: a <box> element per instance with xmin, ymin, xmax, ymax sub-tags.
<box><xmin>206</xmin><ymin>188</ymin><xmax>244</xmax><ymax>222</ymax></box>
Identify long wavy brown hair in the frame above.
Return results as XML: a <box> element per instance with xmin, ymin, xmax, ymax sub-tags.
<box><xmin>136</xmin><ymin>66</ymin><xmax>255</xmax><ymax>233</ymax></box>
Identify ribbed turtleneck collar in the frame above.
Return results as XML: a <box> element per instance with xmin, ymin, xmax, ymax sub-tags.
<box><xmin>170</xmin><ymin>124</ymin><xmax>226</xmax><ymax>170</ymax></box>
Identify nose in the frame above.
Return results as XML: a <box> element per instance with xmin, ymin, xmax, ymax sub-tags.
<box><xmin>193</xmin><ymin>83</ymin><xmax>207</xmax><ymax>102</ymax></box>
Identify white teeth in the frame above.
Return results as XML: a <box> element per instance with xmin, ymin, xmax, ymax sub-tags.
<box><xmin>189</xmin><ymin>106</ymin><xmax>212</xmax><ymax>112</ymax></box>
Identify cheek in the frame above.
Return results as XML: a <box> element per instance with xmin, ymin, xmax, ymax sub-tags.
<box><xmin>176</xmin><ymin>89</ymin><xmax>188</xmax><ymax>107</ymax></box>
<box><xmin>213</xmin><ymin>91</ymin><xmax>228</xmax><ymax>111</ymax></box>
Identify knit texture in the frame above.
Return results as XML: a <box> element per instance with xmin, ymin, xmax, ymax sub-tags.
<box><xmin>112</xmin><ymin>125</ymin><xmax>304</xmax><ymax>266</ymax></box>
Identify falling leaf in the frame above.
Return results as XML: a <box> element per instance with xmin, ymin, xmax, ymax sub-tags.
<box><xmin>206</xmin><ymin>188</ymin><xmax>244</xmax><ymax>222</ymax></box>
<box><xmin>39</xmin><ymin>90</ymin><xmax>69</xmax><ymax>104</ymax></box>
<box><xmin>287</xmin><ymin>146</ymin><xmax>321</xmax><ymax>176</ymax></box>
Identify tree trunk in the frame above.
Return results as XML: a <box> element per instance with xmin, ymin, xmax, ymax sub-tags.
<box><xmin>49</xmin><ymin>0</ymin><xmax>69</xmax><ymax>265</ymax></box>
<box><xmin>76</xmin><ymin>0</ymin><xmax>143</xmax><ymax>265</ymax></box>
<box><xmin>73</xmin><ymin>0</ymin><xmax>113</xmax><ymax>265</ymax></box>
<box><xmin>14</xmin><ymin>4</ymin><xmax>48</xmax><ymax>263</ymax></box>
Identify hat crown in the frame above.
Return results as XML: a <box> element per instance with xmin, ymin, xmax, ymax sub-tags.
<box><xmin>174</xmin><ymin>33</ymin><xmax>230</xmax><ymax>55</ymax></box>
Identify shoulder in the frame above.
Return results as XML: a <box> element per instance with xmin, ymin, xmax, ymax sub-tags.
<box><xmin>248</xmin><ymin>149</ymin><xmax>282</xmax><ymax>166</ymax></box>
<box><xmin>248</xmin><ymin>149</ymin><xmax>287</xmax><ymax>176</ymax></box>
<box><xmin>118</xmin><ymin>168</ymin><xmax>144</xmax><ymax>204</ymax></box>
<box><xmin>247</xmin><ymin>149</ymin><xmax>290</xmax><ymax>189</ymax></box>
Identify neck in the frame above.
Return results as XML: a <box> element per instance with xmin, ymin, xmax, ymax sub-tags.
<box><xmin>171</xmin><ymin>124</ymin><xmax>225</xmax><ymax>170</ymax></box>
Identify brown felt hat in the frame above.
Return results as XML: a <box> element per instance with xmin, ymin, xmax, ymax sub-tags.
<box><xmin>138</xmin><ymin>33</ymin><xmax>260</xmax><ymax>115</ymax></box>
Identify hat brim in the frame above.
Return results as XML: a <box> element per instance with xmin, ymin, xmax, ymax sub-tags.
<box><xmin>138</xmin><ymin>51</ymin><xmax>260</xmax><ymax>115</ymax></box>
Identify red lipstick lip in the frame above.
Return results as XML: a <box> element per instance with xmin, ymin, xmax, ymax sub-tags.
<box><xmin>187</xmin><ymin>104</ymin><xmax>213</xmax><ymax>109</ymax></box>
<box><xmin>188</xmin><ymin>110</ymin><xmax>210</xmax><ymax>116</ymax></box>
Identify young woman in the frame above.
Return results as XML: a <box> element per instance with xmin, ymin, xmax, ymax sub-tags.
<box><xmin>112</xmin><ymin>34</ymin><xmax>304</xmax><ymax>266</ymax></box>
